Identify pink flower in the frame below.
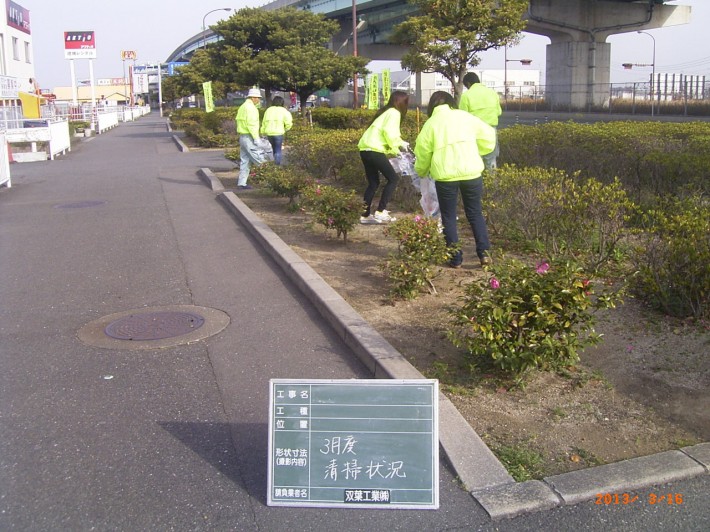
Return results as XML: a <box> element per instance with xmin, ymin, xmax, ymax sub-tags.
<box><xmin>327</xmin><ymin>217</ymin><xmax>334</xmax><ymax>226</ymax></box>
<box><xmin>536</xmin><ymin>262</ymin><xmax>550</xmax><ymax>274</ymax></box>
<box><xmin>414</xmin><ymin>215</ymin><xmax>422</xmax><ymax>222</ymax></box>
<box><xmin>490</xmin><ymin>277</ymin><xmax>500</xmax><ymax>289</ymax></box>
<box><xmin>315</xmin><ymin>187</ymin><xmax>322</xmax><ymax>196</ymax></box>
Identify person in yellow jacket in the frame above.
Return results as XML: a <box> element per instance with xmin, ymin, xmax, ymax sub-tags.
<box><xmin>357</xmin><ymin>90</ymin><xmax>410</xmax><ymax>224</ymax></box>
<box><xmin>260</xmin><ymin>96</ymin><xmax>293</xmax><ymax>165</ymax></box>
<box><xmin>414</xmin><ymin>91</ymin><xmax>496</xmax><ymax>268</ymax></box>
<box><xmin>458</xmin><ymin>72</ymin><xmax>502</xmax><ymax>171</ymax></box>
<box><xmin>235</xmin><ymin>88</ymin><xmax>265</xmax><ymax>189</ymax></box>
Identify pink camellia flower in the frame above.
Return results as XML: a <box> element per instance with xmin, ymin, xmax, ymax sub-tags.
<box><xmin>490</xmin><ymin>277</ymin><xmax>500</xmax><ymax>289</ymax></box>
<box><xmin>414</xmin><ymin>215</ymin><xmax>422</xmax><ymax>222</ymax></box>
<box><xmin>536</xmin><ymin>262</ymin><xmax>550</xmax><ymax>274</ymax></box>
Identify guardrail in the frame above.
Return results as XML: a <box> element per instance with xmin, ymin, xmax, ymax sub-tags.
<box><xmin>97</xmin><ymin>111</ymin><xmax>119</xmax><ymax>133</ymax></box>
<box><xmin>6</xmin><ymin>118</ymin><xmax>71</xmax><ymax>162</ymax></box>
<box><xmin>0</xmin><ymin>132</ymin><xmax>10</xmax><ymax>188</ymax></box>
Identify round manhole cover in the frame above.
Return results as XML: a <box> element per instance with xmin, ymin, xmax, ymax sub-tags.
<box><xmin>55</xmin><ymin>200</ymin><xmax>107</xmax><ymax>209</ymax></box>
<box><xmin>104</xmin><ymin>311</ymin><xmax>205</xmax><ymax>340</ymax></box>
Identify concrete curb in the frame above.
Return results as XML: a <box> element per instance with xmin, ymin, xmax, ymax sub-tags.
<box><xmin>198</xmin><ymin>168</ymin><xmax>224</xmax><ymax>192</ymax></box>
<box><xmin>172</xmin><ymin>134</ymin><xmax>189</xmax><ymax>152</ymax></box>
<box><xmin>212</xmin><ymin>186</ymin><xmax>708</xmax><ymax>520</ymax></box>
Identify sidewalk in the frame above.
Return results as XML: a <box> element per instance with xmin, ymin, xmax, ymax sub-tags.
<box><xmin>0</xmin><ymin>114</ymin><xmax>707</xmax><ymax>531</ymax></box>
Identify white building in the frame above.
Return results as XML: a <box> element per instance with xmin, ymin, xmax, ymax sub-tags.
<box><xmin>1</xmin><ymin>1</ymin><xmax>36</xmax><ymax>94</ymax></box>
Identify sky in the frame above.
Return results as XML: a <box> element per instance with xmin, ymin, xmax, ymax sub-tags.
<box><xmin>23</xmin><ymin>0</ymin><xmax>709</xmax><ymax>91</ymax></box>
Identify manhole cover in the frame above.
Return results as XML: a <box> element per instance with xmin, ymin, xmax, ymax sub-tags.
<box><xmin>55</xmin><ymin>200</ymin><xmax>107</xmax><ymax>209</ymax></box>
<box><xmin>78</xmin><ymin>305</ymin><xmax>230</xmax><ymax>350</ymax></box>
<box><xmin>104</xmin><ymin>311</ymin><xmax>205</xmax><ymax>340</ymax></box>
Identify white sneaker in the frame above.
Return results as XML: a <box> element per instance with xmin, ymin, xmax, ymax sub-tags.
<box><xmin>360</xmin><ymin>214</ymin><xmax>382</xmax><ymax>225</ymax></box>
<box><xmin>374</xmin><ymin>210</ymin><xmax>396</xmax><ymax>223</ymax></box>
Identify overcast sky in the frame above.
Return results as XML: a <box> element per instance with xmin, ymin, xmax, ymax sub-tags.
<box><xmin>23</xmin><ymin>0</ymin><xmax>708</xmax><ymax>90</ymax></box>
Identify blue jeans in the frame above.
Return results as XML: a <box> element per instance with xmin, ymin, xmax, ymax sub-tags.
<box><xmin>238</xmin><ymin>135</ymin><xmax>265</xmax><ymax>186</ymax></box>
<box><xmin>481</xmin><ymin>129</ymin><xmax>499</xmax><ymax>171</ymax></box>
<box><xmin>267</xmin><ymin>135</ymin><xmax>284</xmax><ymax>165</ymax></box>
<box><xmin>435</xmin><ymin>178</ymin><xmax>490</xmax><ymax>266</ymax></box>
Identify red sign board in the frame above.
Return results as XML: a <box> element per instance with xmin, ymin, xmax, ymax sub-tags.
<box><xmin>7</xmin><ymin>1</ymin><xmax>30</xmax><ymax>34</ymax></box>
<box><xmin>64</xmin><ymin>31</ymin><xmax>96</xmax><ymax>59</ymax></box>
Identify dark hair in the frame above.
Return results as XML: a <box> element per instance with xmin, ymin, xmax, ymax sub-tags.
<box><xmin>271</xmin><ymin>96</ymin><xmax>284</xmax><ymax>107</ymax></box>
<box><xmin>427</xmin><ymin>91</ymin><xmax>454</xmax><ymax>116</ymax></box>
<box><xmin>369</xmin><ymin>90</ymin><xmax>409</xmax><ymax>126</ymax></box>
<box><xmin>463</xmin><ymin>72</ymin><xmax>480</xmax><ymax>88</ymax></box>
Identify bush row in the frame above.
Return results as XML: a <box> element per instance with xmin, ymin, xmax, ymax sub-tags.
<box><xmin>499</xmin><ymin>121</ymin><xmax>710</xmax><ymax>206</ymax></box>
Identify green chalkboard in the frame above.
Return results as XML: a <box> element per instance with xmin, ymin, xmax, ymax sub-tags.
<box><xmin>267</xmin><ymin>379</ymin><xmax>439</xmax><ymax>509</ymax></box>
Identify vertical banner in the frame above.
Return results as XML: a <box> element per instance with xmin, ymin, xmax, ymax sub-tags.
<box><xmin>382</xmin><ymin>69</ymin><xmax>391</xmax><ymax>104</ymax></box>
<box><xmin>203</xmin><ymin>81</ymin><xmax>214</xmax><ymax>113</ymax></box>
<box><xmin>368</xmin><ymin>74</ymin><xmax>379</xmax><ymax>110</ymax></box>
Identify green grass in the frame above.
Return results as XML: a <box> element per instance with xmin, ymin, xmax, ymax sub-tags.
<box><xmin>492</xmin><ymin>443</ymin><xmax>545</xmax><ymax>482</ymax></box>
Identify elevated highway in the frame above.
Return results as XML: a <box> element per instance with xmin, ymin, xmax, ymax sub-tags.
<box><xmin>167</xmin><ymin>0</ymin><xmax>691</xmax><ymax>110</ymax></box>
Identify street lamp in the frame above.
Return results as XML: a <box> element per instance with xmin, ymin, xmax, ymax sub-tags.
<box><xmin>504</xmin><ymin>45</ymin><xmax>532</xmax><ymax>102</ymax></box>
<box><xmin>637</xmin><ymin>30</ymin><xmax>656</xmax><ymax>117</ymax></box>
<box><xmin>352</xmin><ymin>0</ymin><xmax>360</xmax><ymax>109</ymax></box>
<box><xmin>202</xmin><ymin>8</ymin><xmax>232</xmax><ymax>50</ymax></box>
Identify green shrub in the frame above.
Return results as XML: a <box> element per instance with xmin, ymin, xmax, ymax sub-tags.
<box><xmin>310</xmin><ymin>107</ymin><xmax>421</xmax><ymax>139</ymax></box>
<box><xmin>485</xmin><ymin>165</ymin><xmax>635</xmax><ymax>273</ymax></box>
<box><xmin>381</xmin><ymin>215</ymin><xmax>452</xmax><ymax>300</ymax></box>
<box><xmin>302</xmin><ymin>184</ymin><xmax>362</xmax><ymax>242</ymax></box>
<box><xmin>630</xmin><ymin>194</ymin><xmax>710</xmax><ymax>319</ymax></box>
<box><xmin>448</xmin><ymin>256</ymin><xmax>623</xmax><ymax>379</ymax></box>
<box><xmin>261</xmin><ymin>164</ymin><xmax>315</xmax><ymax>207</ymax></box>
<box><xmin>288</xmin><ymin>128</ymin><xmax>362</xmax><ymax>184</ymax></box>
<box><xmin>498</xmin><ymin>121</ymin><xmax>710</xmax><ymax>204</ymax></box>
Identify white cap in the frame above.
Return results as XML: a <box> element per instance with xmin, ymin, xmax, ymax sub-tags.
<box><xmin>247</xmin><ymin>88</ymin><xmax>261</xmax><ymax>98</ymax></box>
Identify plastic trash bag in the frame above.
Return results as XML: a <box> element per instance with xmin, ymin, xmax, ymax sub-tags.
<box><xmin>391</xmin><ymin>152</ymin><xmax>440</xmax><ymax>219</ymax></box>
<box><xmin>391</xmin><ymin>152</ymin><xmax>415</xmax><ymax>176</ymax></box>
<box><xmin>256</xmin><ymin>137</ymin><xmax>274</xmax><ymax>162</ymax></box>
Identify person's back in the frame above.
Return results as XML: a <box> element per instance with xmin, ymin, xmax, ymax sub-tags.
<box><xmin>459</xmin><ymin>72</ymin><xmax>502</xmax><ymax>170</ymax></box>
<box><xmin>459</xmin><ymin>84</ymin><xmax>501</xmax><ymax>126</ymax></box>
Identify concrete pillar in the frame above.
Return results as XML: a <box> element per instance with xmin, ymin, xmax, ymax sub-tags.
<box><xmin>526</xmin><ymin>0</ymin><xmax>691</xmax><ymax>110</ymax></box>
<box><xmin>546</xmin><ymin>40</ymin><xmax>610</xmax><ymax>110</ymax></box>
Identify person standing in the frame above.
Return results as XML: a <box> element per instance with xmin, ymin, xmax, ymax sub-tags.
<box><xmin>458</xmin><ymin>72</ymin><xmax>502</xmax><ymax>171</ymax></box>
<box><xmin>235</xmin><ymin>88</ymin><xmax>265</xmax><ymax>189</ymax></box>
<box><xmin>260</xmin><ymin>96</ymin><xmax>293</xmax><ymax>165</ymax></box>
<box><xmin>414</xmin><ymin>91</ymin><xmax>496</xmax><ymax>268</ymax></box>
<box><xmin>357</xmin><ymin>90</ymin><xmax>410</xmax><ymax>224</ymax></box>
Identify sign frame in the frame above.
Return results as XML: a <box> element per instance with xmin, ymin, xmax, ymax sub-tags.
<box><xmin>267</xmin><ymin>378</ymin><xmax>439</xmax><ymax>510</ymax></box>
<box><xmin>64</xmin><ymin>31</ymin><xmax>96</xmax><ymax>59</ymax></box>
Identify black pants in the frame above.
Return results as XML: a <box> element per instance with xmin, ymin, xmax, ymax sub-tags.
<box><xmin>360</xmin><ymin>150</ymin><xmax>400</xmax><ymax>217</ymax></box>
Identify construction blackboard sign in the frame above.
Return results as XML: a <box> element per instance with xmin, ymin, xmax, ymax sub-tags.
<box><xmin>267</xmin><ymin>379</ymin><xmax>439</xmax><ymax>509</ymax></box>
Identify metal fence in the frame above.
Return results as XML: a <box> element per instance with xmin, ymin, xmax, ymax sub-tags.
<box><xmin>332</xmin><ymin>77</ymin><xmax>710</xmax><ymax>116</ymax></box>
<box><xmin>497</xmin><ymin>80</ymin><xmax>710</xmax><ymax>116</ymax></box>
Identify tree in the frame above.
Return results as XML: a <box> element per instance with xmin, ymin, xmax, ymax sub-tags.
<box><xmin>392</xmin><ymin>0</ymin><xmax>529</xmax><ymax>99</ymax></box>
<box><xmin>209</xmin><ymin>7</ymin><xmax>368</xmax><ymax>103</ymax></box>
<box><xmin>167</xmin><ymin>50</ymin><xmax>230</xmax><ymax>101</ymax></box>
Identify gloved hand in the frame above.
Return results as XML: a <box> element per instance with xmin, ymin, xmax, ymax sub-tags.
<box><xmin>399</xmin><ymin>141</ymin><xmax>410</xmax><ymax>152</ymax></box>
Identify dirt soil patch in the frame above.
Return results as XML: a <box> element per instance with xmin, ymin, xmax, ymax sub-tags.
<box><xmin>216</xmin><ymin>171</ymin><xmax>709</xmax><ymax>478</ymax></box>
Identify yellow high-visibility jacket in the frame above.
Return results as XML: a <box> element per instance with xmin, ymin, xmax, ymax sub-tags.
<box><xmin>260</xmin><ymin>106</ymin><xmax>293</xmax><ymax>136</ymax></box>
<box><xmin>459</xmin><ymin>83</ymin><xmax>502</xmax><ymax>127</ymax></box>
<box><xmin>414</xmin><ymin>104</ymin><xmax>496</xmax><ymax>182</ymax></box>
<box><xmin>357</xmin><ymin>107</ymin><xmax>405</xmax><ymax>156</ymax></box>
<box><xmin>236</xmin><ymin>99</ymin><xmax>260</xmax><ymax>140</ymax></box>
